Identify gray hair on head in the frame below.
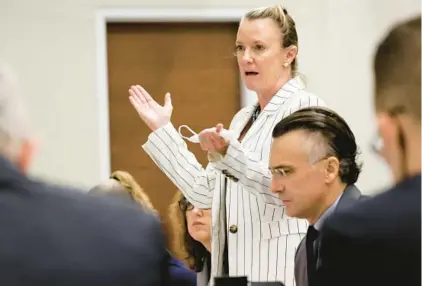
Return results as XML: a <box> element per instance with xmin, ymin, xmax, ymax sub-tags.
<box><xmin>305</xmin><ymin>132</ymin><xmax>332</xmax><ymax>164</ymax></box>
<box><xmin>0</xmin><ymin>63</ymin><xmax>30</xmax><ymax>156</ymax></box>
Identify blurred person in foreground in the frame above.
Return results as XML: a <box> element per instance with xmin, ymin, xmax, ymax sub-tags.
<box><xmin>315</xmin><ymin>15</ymin><xmax>421</xmax><ymax>286</ymax></box>
<box><xmin>90</xmin><ymin>171</ymin><xmax>197</xmax><ymax>286</ymax></box>
<box><xmin>0</xmin><ymin>64</ymin><xmax>168</xmax><ymax>286</ymax></box>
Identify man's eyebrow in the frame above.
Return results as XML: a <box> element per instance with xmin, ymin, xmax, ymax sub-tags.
<box><xmin>269</xmin><ymin>164</ymin><xmax>293</xmax><ymax>170</ymax></box>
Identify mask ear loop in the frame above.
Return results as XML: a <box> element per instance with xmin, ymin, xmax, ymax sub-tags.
<box><xmin>178</xmin><ymin>125</ymin><xmax>200</xmax><ymax>143</ymax></box>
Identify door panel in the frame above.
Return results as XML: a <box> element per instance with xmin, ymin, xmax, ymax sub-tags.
<box><xmin>107</xmin><ymin>22</ymin><xmax>239</xmax><ymax>245</ymax></box>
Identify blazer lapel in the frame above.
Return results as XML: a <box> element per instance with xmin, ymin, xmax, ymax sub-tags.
<box><xmin>239</xmin><ymin>76</ymin><xmax>305</xmax><ymax>144</ymax></box>
<box><xmin>232</xmin><ymin>104</ymin><xmax>254</xmax><ymax>139</ymax></box>
<box><xmin>295</xmin><ymin>239</ymin><xmax>309</xmax><ymax>286</ymax></box>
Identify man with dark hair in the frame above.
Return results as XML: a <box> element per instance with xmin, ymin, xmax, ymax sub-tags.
<box><xmin>269</xmin><ymin>106</ymin><xmax>365</xmax><ymax>286</ymax></box>
<box><xmin>314</xmin><ymin>16</ymin><xmax>421</xmax><ymax>286</ymax></box>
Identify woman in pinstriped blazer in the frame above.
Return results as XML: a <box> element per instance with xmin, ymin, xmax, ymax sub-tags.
<box><xmin>129</xmin><ymin>5</ymin><xmax>326</xmax><ymax>286</ymax></box>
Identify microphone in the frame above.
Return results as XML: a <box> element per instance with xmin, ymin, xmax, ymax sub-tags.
<box><xmin>214</xmin><ymin>276</ymin><xmax>248</xmax><ymax>286</ymax></box>
<box><xmin>214</xmin><ymin>276</ymin><xmax>285</xmax><ymax>286</ymax></box>
<box><xmin>250</xmin><ymin>283</ymin><xmax>285</xmax><ymax>286</ymax></box>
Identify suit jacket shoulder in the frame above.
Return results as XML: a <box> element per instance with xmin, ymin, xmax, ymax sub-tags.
<box><xmin>0</xmin><ymin>156</ymin><xmax>168</xmax><ymax>286</ymax></box>
<box><xmin>324</xmin><ymin>175</ymin><xmax>420</xmax><ymax>239</ymax></box>
<box><xmin>316</xmin><ymin>175</ymin><xmax>421</xmax><ymax>286</ymax></box>
<box><xmin>168</xmin><ymin>255</ymin><xmax>196</xmax><ymax>286</ymax></box>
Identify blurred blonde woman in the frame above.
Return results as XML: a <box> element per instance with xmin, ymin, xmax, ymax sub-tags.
<box><xmin>90</xmin><ymin>170</ymin><xmax>197</xmax><ymax>286</ymax></box>
<box><xmin>169</xmin><ymin>192</ymin><xmax>212</xmax><ymax>286</ymax></box>
<box><xmin>90</xmin><ymin>171</ymin><xmax>157</xmax><ymax>212</ymax></box>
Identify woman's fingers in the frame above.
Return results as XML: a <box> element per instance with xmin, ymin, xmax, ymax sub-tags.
<box><xmin>129</xmin><ymin>91</ymin><xmax>145</xmax><ymax>115</ymax></box>
<box><xmin>129</xmin><ymin>85</ymin><xmax>147</xmax><ymax>104</ymax></box>
<box><xmin>198</xmin><ymin>127</ymin><xmax>229</xmax><ymax>153</ymax></box>
<box><xmin>199</xmin><ymin>129</ymin><xmax>215</xmax><ymax>151</ymax></box>
<box><xmin>208</xmin><ymin>134</ymin><xmax>222</xmax><ymax>150</ymax></box>
<box><xmin>128</xmin><ymin>89</ymin><xmax>141</xmax><ymax>106</ymax></box>
<box><xmin>210</xmin><ymin>132</ymin><xmax>227</xmax><ymax>150</ymax></box>
<box><xmin>135</xmin><ymin>85</ymin><xmax>154</xmax><ymax>103</ymax></box>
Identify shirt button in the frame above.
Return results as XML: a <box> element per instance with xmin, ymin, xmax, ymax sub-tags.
<box><xmin>229</xmin><ymin>225</ymin><xmax>238</xmax><ymax>234</ymax></box>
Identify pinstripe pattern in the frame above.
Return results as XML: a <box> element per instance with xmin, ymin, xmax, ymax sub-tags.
<box><xmin>143</xmin><ymin>77</ymin><xmax>326</xmax><ymax>286</ymax></box>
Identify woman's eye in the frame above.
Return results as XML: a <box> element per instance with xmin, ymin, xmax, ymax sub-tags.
<box><xmin>235</xmin><ymin>45</ymin><xmax>244</xmax><ymax>51</ymax></box>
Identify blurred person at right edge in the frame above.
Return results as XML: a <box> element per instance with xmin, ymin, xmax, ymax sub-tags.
<box><xmin>314</xmin><ymin>15</ymin><xmax>421</xmax><ymax>286</ymax></box>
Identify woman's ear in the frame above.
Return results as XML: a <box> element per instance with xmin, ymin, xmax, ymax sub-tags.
<box><xmin>284</xmin><ymin>45</ymin><xmax>298</xmax><ymax>66</ymax></box>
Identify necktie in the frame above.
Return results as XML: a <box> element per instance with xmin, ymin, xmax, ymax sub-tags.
<box><xmin>306</xmin><ymin>225</ymin><xmax>319</xmax><ymax>285</ymax></box>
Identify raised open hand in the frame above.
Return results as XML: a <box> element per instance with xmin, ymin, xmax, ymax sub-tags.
<box><xmin>129</xmin><ymin>85</ymin><xmax>173</xmax><ymax>131</ymax></box>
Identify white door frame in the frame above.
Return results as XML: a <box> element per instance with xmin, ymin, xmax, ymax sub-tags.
<box><xmin>95</xmin><ymin>7</ymin><xmax>254</xmax><ymax>180</ymax></box>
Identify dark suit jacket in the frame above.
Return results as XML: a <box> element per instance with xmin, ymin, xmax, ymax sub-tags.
<box><xmin>294</xmin><ymin>185</ymin><xmax>366</xmax><ymax>286</ymax></box>
<box><xmin>315</xmin><ymin>174</ymin><xmax>421</xmax><ymax>286</ymax></box>
<box><xmin>0</xmin><ymin>155</ymin><xmax>169</xmax><ymax>286</ymax></box>
<box><xmin>168</xmin><ymin>255</ymin><xmax>197</xmax><ymax>286</ymax></box>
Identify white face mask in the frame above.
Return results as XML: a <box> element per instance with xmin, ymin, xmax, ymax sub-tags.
<box><xmin>178</xmin><ymin>125</ymin><xmax>236</xmax><ymax>144</ymax></box>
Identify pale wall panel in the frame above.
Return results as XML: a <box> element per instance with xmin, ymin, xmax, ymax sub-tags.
<box><xmin>0</xmin><ymin>0</ymin><xmax>419</xmax><ymax>193</ymax></box>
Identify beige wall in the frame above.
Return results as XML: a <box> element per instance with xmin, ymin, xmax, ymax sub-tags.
<box><xmin>0</xmin><ymin>0</ymin><xmax>420</xmax><ymax>193</ymax></box>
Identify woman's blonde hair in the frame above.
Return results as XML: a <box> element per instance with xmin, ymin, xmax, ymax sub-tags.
<box><xmin>90</xmin><ymin>170</ymin><xmax>157</xmax><ymax>215</ymax></box>
<box><xmin>244</xmin><ymin>5</ymin><xmax>299</xmax><ymax>76</ymax></box>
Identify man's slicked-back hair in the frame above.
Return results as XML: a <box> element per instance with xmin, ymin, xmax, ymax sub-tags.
<box><xmin>272</xmin><ymin>107</ymin><xmax>362</xmax><ymax>185</ymax></box>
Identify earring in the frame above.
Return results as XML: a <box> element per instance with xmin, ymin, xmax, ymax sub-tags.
<box><xmin>283</xmin><ymin>62</ymin><xmax>289</xmax><ymax>67</ymax></box>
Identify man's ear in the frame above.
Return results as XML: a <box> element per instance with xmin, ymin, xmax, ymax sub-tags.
<box><xmin>17</xmin><ymin>139</ymin><xmax>37</xmax><ymax>173</ymax></box>
<box><xmin>377</xmin><ymin>112</ymin><xmax>399</xmax><ymax>150</ymax></box>
<box><xmin>324</xmin><ymin>156</ymin><xmax>340</xmax><ymax>184</ymax></box>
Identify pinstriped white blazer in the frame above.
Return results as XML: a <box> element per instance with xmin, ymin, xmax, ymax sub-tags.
<box><xmin>143</xmin><ymin>77</ymin><xmax>326</xmax><ymax>286</ymax></box>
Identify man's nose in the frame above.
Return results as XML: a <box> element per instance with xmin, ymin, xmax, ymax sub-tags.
<box><xmin>270</xmin><ymin>178</ymin><xmax>285</xmax><ymax>194</ymax></box>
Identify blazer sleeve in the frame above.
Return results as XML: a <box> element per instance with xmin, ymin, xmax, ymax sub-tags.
<box><xmin>142</xmin><ymin>122</ymin><xmax>217</xmax><ymax>208</ymax></box>
<box><xmin>210</xmin><ymin>94</ymin><xmax>326</xmax><ymax>205</ymax></box>
<box><xmin>142</xmin><ymin>105</ymin><xmax>251</xmax><ymax>208</ymax></box>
